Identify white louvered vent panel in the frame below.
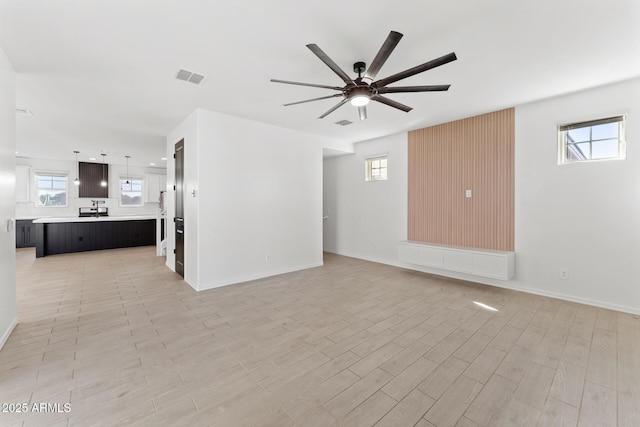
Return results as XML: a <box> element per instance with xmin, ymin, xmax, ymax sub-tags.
<box><xmin>176</xmin><ymin>69</ymin><xmax>192</xmax><ymax>81</ymax></box>
<box><xmin>188</xmin><ymin>73</ymin><xmax>206</xmax><ymax>84</ymax></box>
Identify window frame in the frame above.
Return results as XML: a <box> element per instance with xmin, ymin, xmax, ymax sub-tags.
<box><xmin>34</xmin><ymin>172</ymin><xmax>68</xmax><ymax>207</ymax></box>
<box><xmin>365</xmin><ymin>155</ymin><xmax>388</xmax><ymax>181</ymax></box>
<box><xmin>119</xmin><ymin>176</ymin><xmax>144</xmax><ymax>207</ymax></box>
<box><xmin>558</xmin><ymin>115</ymin><xmax>626</xmax><ymax>165</ymax></box>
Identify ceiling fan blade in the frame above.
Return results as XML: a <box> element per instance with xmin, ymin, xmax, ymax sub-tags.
<box><xmin>270</xmin><ymin>79</ymin><xmax>343</xmax><ymax>91</ymax></box>
<box><xmin>363</xmin><ymin>31</ymin><xmax>403</xmax><ymax>82</ymax></box>
<box><xmin>378</xmin><ymin>84</ymin><xmax>451</xmax><ymax>94</ymax></box>
<box><xmin>284</xmin><ymin>93</ymin><xmax>344</xmax><ymax>106</ymax></box>
<box><xmin>372</xmin><ymin>95</ymin><xmax>413</xmax><ymax>113</ymax></box>
<box><xmin>373</xmin><ymin>52</ymin><xmax>457</xmax><ymax>88</ymax></box>
<box><xmin>318</xmin><ymin>99</ymin><xmax>349</xmax><ymax>119</ymax></box>
<box><xmin>358</xmin><ymin>105</ymin><xmax>367</xmax><ymax>121</ymax></box>
<box><xmin>307</xmin><ymin>44</ymin><xmax>355</xmax><ymax>86</ymax></box>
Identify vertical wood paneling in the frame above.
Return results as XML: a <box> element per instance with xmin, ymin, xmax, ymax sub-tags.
<box><xmin>79</xmin><ymin>161</ymin><xmax>109</xmax><ymax>198</ymax></box>
<box><xmin>408</xmin><ymin>108</ymin><xmax>514</xmax><ymax>251</ymax></box>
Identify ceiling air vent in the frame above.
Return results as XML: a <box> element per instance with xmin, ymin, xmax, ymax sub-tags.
<box><xmin>335</xmin><ymin>120</ymin><xmax>353</xmax><ymax>126</ymax></box>
<box><xmin>175</xmin><ymin>69</ymin><xmax>206</xmax><ymax>85</ymax></box>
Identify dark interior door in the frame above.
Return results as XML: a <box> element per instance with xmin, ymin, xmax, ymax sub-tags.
<box><xmin>175</xmin><ymin>139</ymin><xmax>185</xmax><ymax>277</ymax></box>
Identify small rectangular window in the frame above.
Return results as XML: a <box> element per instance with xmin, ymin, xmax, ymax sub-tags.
<box><xmin>120</xmin><ymin>178</ymin><xmax>143</xmax><ymax>206</ymax></box>
<box><xmin>365</xmin><ymin>156</ymin><xmax>388</xmax><ymax>181</ymax></box>
<box><xmin>558</xmin><ymin>115</ymin><xmax>626</xmax><ymax>164</ymax></box>
<box><xmin>35</xmin><ymin>173</ymin><xmax>68</xmax><ymax>206</ymax></box>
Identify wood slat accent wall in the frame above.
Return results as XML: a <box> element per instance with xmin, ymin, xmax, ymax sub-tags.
<box><xmin>408</xmin><ymin>108</ymin><xmax>514</xmax><ymax>251</ymax></box>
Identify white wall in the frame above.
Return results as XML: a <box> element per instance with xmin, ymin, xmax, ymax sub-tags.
<box><xmin>324</xmin><ymin>78</ymin><xmax>640</xmax><ymax>314</ymax></box>
<box><xmin>167</xmin><ymin>109</ymin><xmax>335</xmax><ymax>291</ymax></box>
<box><xmin>165</xmin><ymin>110</ymin><xmax>198</xmax><ymax>285</ymax></box>
<box><xmin>513</xmin><ymin>78</ymin><xmax>640</xmax><ymax>313</ymax></box>
<box><xmin>323</xmin><ymin>133</ymin><xmax>408</xmax><ymax>262</ymax></box>
<box><xmin>15</xmin><ymin>157</ymin><xmax>165</xmax><ymax>219</ymax></box>
<box><xmin>0</xmin><ymin>45</ymin><xmax>17</xmax><ymax>350</ymax></box>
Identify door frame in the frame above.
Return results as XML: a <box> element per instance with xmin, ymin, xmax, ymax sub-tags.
<box><xmin>174</xmin><ymin>139</ymin><xmax>184</xmax><ymax>277</ymax></box>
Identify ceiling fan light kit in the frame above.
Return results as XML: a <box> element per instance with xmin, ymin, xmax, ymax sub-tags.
<box><xmin>271</xmin><ymin>30</ymin><xmax>457</xmax><ymax>121</ymax></box>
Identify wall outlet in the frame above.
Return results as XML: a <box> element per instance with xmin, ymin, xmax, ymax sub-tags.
<box><xmin>559</xmin><ymin>268</ymin><xmax>569</xmax><ymax>280</ymax></box>
<box><xmin>265</xmin><ymin>254</ymin><xmax>271</xmax><ymax>261</ymax></box>
<box><xmin>465</xmin><ymin>189</ymin><xmax>472</xmax><ymax>198</ymax></box>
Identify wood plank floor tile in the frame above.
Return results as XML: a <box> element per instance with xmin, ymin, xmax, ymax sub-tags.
<box><xmin>586</xmin><ymin>349</ymin><xmax>616</xmax><ymax>390</ymax></box>
<box><xmin>537</xmin><ymin>397</ymin><xmax>579</xmax><ymax>427</ymax></box>
<box><xmin>513</xmin><ymin>362</ymin><xmax>556</xmax><ymax>410</ymax></box>
<box><xmin>424</xmin><ymin>333</ymin><xmax>466</xmax><ymax>364</ymax></box>
<box><xmin>374</xmin><ymin>389</ymin><xmax>434</xmax><ymax>427</ymax></box>
<box><xmin>380</xmin><ymin>341</ymin><xmax>430</xmax><ymax>377</ymax></box>
<box><xmin>417</xmin><ymin>356</ymin><xmax>469</xmax><ymax>400</ymax></box>
<box><xmin>453</xmin><ymin>333</ymin><xmax>490</xmax><ymax>363</ymax></box>
<box><xmin>323</xmin><ymin>368</ymin><xmax>393</xmax><ymax>419</ymax></box>
<box><xmin>337</xmin><ymin>391</ymin><xmax>396</xmax><ymax>427</ymax></box>
<box><xmin>560</xmin><ymin>335</ymin><xmax>591</xmax><ymax>367</ymax></box>
<box><xmin>549</xmin><ymin>360</ymin><xmax>587</xmax><ymax>408</ymax></box>
<box><xmin>423</xmin><ymin>375</ymin><xmax>483</xmax><ymax>426</ymax></box>
<box><xmin>491</xmin><ymin>398</ymin><xmax>540</xmax><ymax>427</ymax></box>
<box><xmin>463</xmin><ymin>345</ymin><xmax>505</xmax><ymax>384</ymax></box>
<box><xmin>283</xmin><ymin>368</ymin><xmax>360</xmax><ymax>420</ymax></box>
<box><xmin>381</xmin><ymin>356</ymin><xmax>438</xmax><ymax>401</ymax></box>
<box><xmin>348</xmin><ymin>342</ymin><xmax>403</xmax><ymax>377</ymax></box>
<box><xmin>578</xmin><ymin>381</ymin><xmax>617</xmax><ymax>427</ymax></box>
<box><xmin>464</xmin><ymin>374</ymin><xmax>517</xmax><ymax>425</ymax></box>
<box><xmin>3</xmin><ymin>247</ymin><xmax>637</xmax><ymax>426</ymax></box>
<box><xmin>489</xmin><ymin>325</ymin><xmax>523</xmax><ymax>352</ymax></box>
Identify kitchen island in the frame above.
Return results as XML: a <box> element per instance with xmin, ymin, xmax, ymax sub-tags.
<box><xmin>33</xmin><ymin>215</ymin><xmax>156</xmax><ymax>258</ymax></box>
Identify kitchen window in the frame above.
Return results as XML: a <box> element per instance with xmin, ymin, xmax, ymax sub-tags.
<box><xmin>365</xmin><ymin>156</ymin><xmax>388</xmax><ymax>181</ymax></box>
<box><xmin>35</xmin><ymin>173</ymin><xmax>68</xmax><ymax>207</ymax></box>
<box><xmin>120</xmin><ymin>178</ymin><xmax>143</xmax><ymax>206</ymax></box>
<box><xmin>558</xmin><ymin>115</ymin><xmax>626</xmax><ymax>164</ymax></box>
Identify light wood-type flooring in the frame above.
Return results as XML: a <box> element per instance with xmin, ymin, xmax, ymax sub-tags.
<box><xmin>2</xmin><ymin>246</ymin><xmax>639</xmax><ymax>426</ymax></box>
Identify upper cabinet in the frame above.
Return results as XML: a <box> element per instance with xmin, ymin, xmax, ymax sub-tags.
<box><xmin>145</xmin><ymin>174</ymin><xmax>166</xmax><ymax>203</ymax></box>
<box><xmin>79</xmin><ymin>161</ymin><xmax>108</xmax><ymax>198</ymax></box>
<box><xmin>15</xmin><ymin>165</ymin><xmax>30</xmax><ymax>202</ymax></box>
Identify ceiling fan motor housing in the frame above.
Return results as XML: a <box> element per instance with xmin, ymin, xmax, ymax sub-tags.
<box><xmin>346</xmin><ymin>85</ymin><xmax>376</xmax><ymax>101</ymax></box>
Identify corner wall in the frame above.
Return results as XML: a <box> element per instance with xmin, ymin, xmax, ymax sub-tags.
<box><xmin>196</xmin><ymin>110</ymin><xmax>325</xmax><ymax>289</ymax></box>
<box><xmin>167</xmin><ymin>109</ymin><xmax>333</xmax><ymax>291</ymax></box>
<box><xmin>513</xmin><ymin>78</ymin><xmax>640</xmax><ymax>312</ymax></box>
<box><xmin>324</xmin><ymin>78</ymin><xmax>640</xmax><ymax>314</ymax></box>
<box><xmin>166</xmin><ymin>111</ymin><xmax>199</xmax><ymax>287</ymax></box>
<box><xmin>323</xmin><ymin>132</ymin><xmax>408</xmax><ymax>263</ymax></box>
<box><xmin>0</xmin><ymin>45</ymin><xmax>17</xmax><ymax>349</ymax></box>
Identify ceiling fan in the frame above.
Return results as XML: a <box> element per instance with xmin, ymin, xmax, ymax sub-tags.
<box><xmin>271</xmin><ymin>31</ymin><xmax>457</xmax><ymax>121</ymax></box>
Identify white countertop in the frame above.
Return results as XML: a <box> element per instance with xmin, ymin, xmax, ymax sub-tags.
<box><xmin>33</xmin><ymin>215</ymin><xmax>157</xmax><ymax>224</ymax></box>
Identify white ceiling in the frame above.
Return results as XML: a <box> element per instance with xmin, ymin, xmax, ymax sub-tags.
<box><xmin>1</xmin><ymin>0</ymin><xmax>639</xmax><ymax>166</ymax></box>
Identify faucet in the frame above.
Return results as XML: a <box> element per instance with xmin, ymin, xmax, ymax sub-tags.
<box><xmin>90</xmin><ymin>200</ymin><xmax>105</xmax><ymax>217</ymax></box>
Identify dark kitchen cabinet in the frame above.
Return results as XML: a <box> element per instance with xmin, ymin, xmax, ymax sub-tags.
<box><xmin>78</xmin><ymin>161</ymin><xmax>109</xmax><ymax>198</ymax></box>
<box><xmin>36</xmin><ymin>219</ymin><xmax>155</xmax><ymax>257</ymax></box>
<box><xmin>16</xmin><ymin>219</ymin><xmax>36</xmax><ymax>248</ymax></box>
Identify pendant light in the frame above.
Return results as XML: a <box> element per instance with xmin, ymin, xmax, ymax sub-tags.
<box><xmin>73</xmin><ymin>150</ymin><xmax>80</xmax><ymax>185</ymax></box>
<box><xmin>100</xmin><ymin>153</ymin><xmax>107</xmax><ymax>187</ymax></box>
<box><xmin>124</xmin><ymin>155</ymin><xmax>131</xmax><ymax>189</ymax></box>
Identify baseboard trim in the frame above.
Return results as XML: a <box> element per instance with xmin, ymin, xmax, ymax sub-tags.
<box><xmin>0</xmin><ymin>317</ymin><xmax>18</xmax><ymax>351</ymax></box>
<box><xmin>490</xmin><ymin>285</ymin><xmax>640</xmax><ymax>316</ymax></box>
<box><xmin>325</xmin><ymin>250</ymin><xmax>640</xmax><ymax>316</ymax></box>
<box><xmin>198</xmin><ymin>262</ymin><xmax>324</xmax><ymax>292</ymax></box>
